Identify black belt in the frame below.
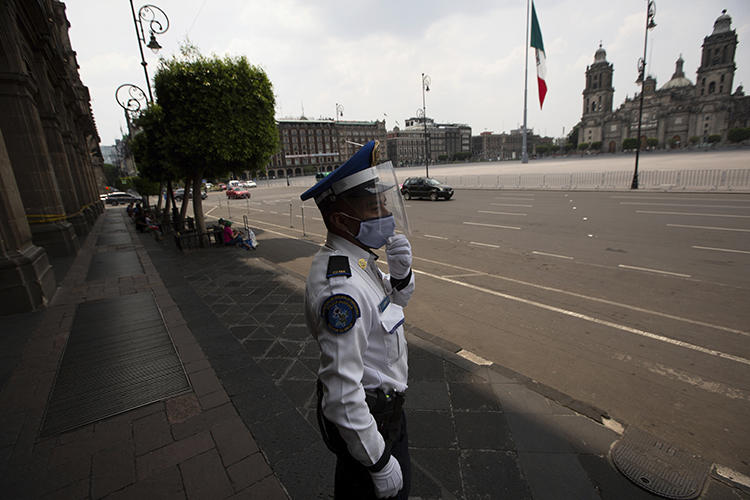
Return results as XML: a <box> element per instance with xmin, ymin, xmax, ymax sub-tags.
<box><xmin>317</xmin><ymin>380</ymin><xmax>406</xmax><ymax>458</ymax></box>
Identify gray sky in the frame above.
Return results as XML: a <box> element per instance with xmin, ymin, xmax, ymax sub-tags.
<box><xmin>65</xmin><ymin>1</ymin><xmax>749</xmax><ymax>146</ymax></box>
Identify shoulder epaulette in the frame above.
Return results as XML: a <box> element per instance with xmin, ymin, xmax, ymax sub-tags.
<box><xmin>326</xmin><ymin>255</ymin><xmax>351</xmax><ymax>279</ymax></box>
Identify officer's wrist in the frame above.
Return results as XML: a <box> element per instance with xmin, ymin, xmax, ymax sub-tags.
<box><xmin>367</xmin><ymin>449</ymin><xmax>392</xmax><ymax>472</ymax></box>
<box><xmin>390</xmin><ymin>270</ymin><xmax>412</xmax><ymax>290</ymax></box>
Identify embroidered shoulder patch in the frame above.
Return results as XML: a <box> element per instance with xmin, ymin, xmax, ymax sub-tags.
<box><xmin>326</xmin><ymin>255</ymin><xmax>351</xmax><ymax>279</ymax></box>
<box><xmin>321</xmin><ymin>294</ymin><xmax>360</xmax><ymax>334</ymax></box>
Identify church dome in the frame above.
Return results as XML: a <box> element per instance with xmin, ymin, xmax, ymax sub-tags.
<box><xmin>660</xmin><ymin>55</ymin><xmax>694</xmax><ymax>90</ymax></box>
<box><xmin>711</xmin><ymin>9</ymin><xmax>732</xmax><ymax>35</ymax></box>
<box><xmin>594</xmin><ymin>43</ymin><xmax>607</xmax><ymax>63</ymax></box>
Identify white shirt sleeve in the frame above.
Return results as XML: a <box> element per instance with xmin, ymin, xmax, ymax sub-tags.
<box><xmin>313</xmin><ymin>286</ymin><xmax>386</xmax><ymax>466</ymax></box>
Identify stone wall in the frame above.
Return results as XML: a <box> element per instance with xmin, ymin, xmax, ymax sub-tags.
<box><xmin>0</xmin><ymin>0</ymin><xmax>104</xmax><ymax>315</ymax></box>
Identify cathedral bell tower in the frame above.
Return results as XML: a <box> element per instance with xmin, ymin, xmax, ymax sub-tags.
<box><xmin>582</xmin><ymin>44</ymin><xmax>614</xmax><ymax>117</ymax></box>
<box><xmin>696</xmin><ymin>10</ymin><xmax>737</xmax><ymax>98</ymax></box>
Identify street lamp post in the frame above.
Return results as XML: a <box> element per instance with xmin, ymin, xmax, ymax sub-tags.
<box><xmin>421</xmin><ymin>73</ymin><xmax>431</xmax><ymax>177</ymax></box>
<box><xmin>129</xmin><ymin>1</ymin><xmax>169</xmax><ymax>103</ymax></box>
<box><xmin>631</xmin><ymin>0</ymin><xmax>656</xmax><ymax>190</ymax></box>
<box><xmin>115</xmin><ymin>84</ymin><xmax>148</xmax><ymax>174</ymax></box>
<box><xmin>115</xmin><ymin>84</ymin><xmax>148</xmax><ymax>135</ymax></box>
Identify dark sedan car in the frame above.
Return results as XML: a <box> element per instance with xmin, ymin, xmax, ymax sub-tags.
<box><xmin>400</xmin><ymin>177</ymin><xmax>453</xmax><ymax>201</ymax></box>
<box><xmin>105</xmin><ymin>192</ymin><xmax>141</xmax><ymax>205</ymax></box>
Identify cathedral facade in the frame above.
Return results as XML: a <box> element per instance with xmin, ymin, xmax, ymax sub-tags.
<box><xmin>578</xmin><ymin>10</ymin><xmax>749</xmax><ymax>153</ymax></box>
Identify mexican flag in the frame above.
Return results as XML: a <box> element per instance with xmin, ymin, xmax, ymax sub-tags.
<box><xmin>530</xmin><ymin>1</ymin><xmax>547</xmax><ymax>109</ymax></box>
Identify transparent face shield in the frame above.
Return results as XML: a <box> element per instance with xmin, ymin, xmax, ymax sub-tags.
<box><xmin>338</xmin><ymin>161</ymin><xmax>411</xmax><ymax>246</ymax></box>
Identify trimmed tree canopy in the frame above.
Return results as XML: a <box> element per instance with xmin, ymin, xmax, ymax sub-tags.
<box><xmin>154</xmin><ymin>52</ymin><xmax>279</xmax><ymax>179</ymax></box>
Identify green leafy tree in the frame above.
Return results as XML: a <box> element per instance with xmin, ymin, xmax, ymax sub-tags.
<box><xmin>727</xmin><ymin>128</ymin><xmax>750</xmax><ymax>143</ymax></box>
<box><xmin>155</xmin><ymin>46</ymin><xmax>279</xmax><ymax>234</ymax></box>
<box><xmin>566</xmin><ymin>123</ymin><xmax>580</xmax><ymax>146</ymax></box>
<box><xmin>689</xmin><ymin>136</ymin><xmax>700</xmax><ymax>145</ymax></box>
<box><xmin>130</xmin><ymin>104</ymin><xmax>176</xmax><ymax>218</ymax></box>
<box><xmin>622</xmin><ymin>138</ymin><xmax>638</xmax><ymax>150</ymax></box>
<box><xmin>590</xmin><ymin>141</ymin><xmax>602</xmax><ymax>151</ymax></box>
<box><xmin>647</xmin><ymin>137</ymin><xmax>659</xmax><ymax>148</ymax></box>
<box><xmin>577</xmin><ymin>142</ymin><xmax>590</xmax><ymax>151</ymax></box>
<box><xmin>707</xmin><ymin>134</ymin><xmax>722</xmax><ymax>144</ymax></box>
<box><xmin>102</xmin><ymin>163</ymin><xmax>120</xmax><ymax>187</ymax></box>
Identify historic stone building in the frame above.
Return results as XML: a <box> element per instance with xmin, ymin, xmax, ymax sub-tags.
<box><xmin>1</xmin><ymin>0</ymin><xmax>104</xmax><ymax>314</ymax></box>
<box><xmin>266</xmin><ymin>118</ymin><xmax>386</xmax><ymax>178</ymax></box>
<box><xmin>386</xmin><ymin>118</ymin><xmax>471</xmax><ymax>167</ymax></box>
<box><xmin>471</xmin><ymin>128</ymin><xmax>553</xmax><ymax>161</ymax></box>
<box><xmin>578</xmin><ymin>10</ymin><xmax>749</xmax><ymax>152</ymax></box>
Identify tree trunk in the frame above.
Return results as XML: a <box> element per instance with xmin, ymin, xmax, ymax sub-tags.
<box><xmin>163</xmin><ymin>179</ymin><xmax>174</xmax><ymax>230</ymax></box>
<box><xmin>192</xmin><ymin>172</ymin><xmax>208</xmax><ymax>246</ymax></box>
<box><xmin>156</xmin><ymin>181</ymin><xmax>164</xmax><ymax>214</ymax></box>
<box><xmin>179</xmin><ymin>176</ymin><xmax>190</xmax><ymax>229</ymax></box>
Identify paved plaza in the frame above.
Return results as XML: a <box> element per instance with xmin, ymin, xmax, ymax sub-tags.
<box><xmin>1</xmin><ymin>206</ymin><xmax>748</xmax><ymax>499</ymax></box>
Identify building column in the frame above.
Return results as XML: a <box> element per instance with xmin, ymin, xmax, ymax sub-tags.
<box><xmin>0</xmin><ymin>129</ymin><xmax>56</xmax><ymax>315</ymax></box>
<box><xmin>0</xmin><ymin>74</ymin><xmax>79</xmax><ymax>257</ymax></box>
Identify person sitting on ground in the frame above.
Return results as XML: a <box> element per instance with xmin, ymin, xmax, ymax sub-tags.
<box><xmin>126</xmin><ymin>202</ymin><xmax>134</xmax><ymax>218</ymax></box>
<box><xmin>134</xmin><ymin>209</ymin><xmax>148</xmax><ymax>233</ymax></box>
<box><xmin>222</xmin><ymin>220</ymin><xmax>251</xmax><ymax>249</ymax></box>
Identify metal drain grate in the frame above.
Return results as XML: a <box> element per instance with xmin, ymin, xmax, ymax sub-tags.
<box><xmin>41</xmin><ymin>293</ymin><xmax>190</xmax><ymax>436</ymax></box>
<box><xmin>611</xmin><ymin>428</ymin><xmax>709</xmax><ymax>499</ymax></box>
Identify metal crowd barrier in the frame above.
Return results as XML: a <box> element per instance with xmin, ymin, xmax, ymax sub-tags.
<box><xmin>430</xmin><ymin>168</ymin><xmax>750</xmax><ymax>192</ymax></box>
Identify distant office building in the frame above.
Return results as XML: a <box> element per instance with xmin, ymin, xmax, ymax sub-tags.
<box><xmin>386</xmin><ymin>117</ymin><xmax>471</xmax><ymax>167</ymax></box>
<box><xmin>265</xmin><ymin>118</ymin><xmax>386</xmax><ymax>178</ymax></box>
<box><xmin>471</xmin><ymin>129</ymin><xmax>553</xmax><ymax>161</ymax></box>
<box><xmin>578</xmin><ymin>10</ymin><xmax>749</xmax><ymax>152</ymax></box>
<box><xmin>101</xmin><ymin>145</ymin><xmax>117</xmax><ymax>165</ymax></box>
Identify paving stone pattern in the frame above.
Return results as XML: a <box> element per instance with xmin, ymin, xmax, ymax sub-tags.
<box><xmin>142</xmin><ymin>232</ymin><xmax>671</xmax><ymax>500</ymax></box>
<box><xmin>0</xmin><ymin>209</ymin><xmax>287</xmax><ymax>499</ymax></box>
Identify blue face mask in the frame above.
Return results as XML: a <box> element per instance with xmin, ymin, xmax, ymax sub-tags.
<box><xmin>339</xmin><ymin>213</ymin><xmax>395</xmax><ymax>249</ymax></box>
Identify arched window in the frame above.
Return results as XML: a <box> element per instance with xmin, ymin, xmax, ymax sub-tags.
<box><xmin>708</xmin><ymin>81</ymin><xmax>716</xmax><ymax>94</ymax></box>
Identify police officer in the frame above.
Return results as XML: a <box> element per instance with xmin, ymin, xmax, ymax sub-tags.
<box><xmin>301</xmin><ymin>141</ymin><xmax>414</xmax><ymax>499</ymax></box>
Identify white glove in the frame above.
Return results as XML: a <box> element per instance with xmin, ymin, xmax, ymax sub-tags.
<box><xmin>369</xmin><ymin>455</ymin><xmax>403</xmax><ymax>499</ymax></box>
<box><xmin>386</xmin><ymin>235</ymin><xmax>412</xmax><ymax>279</ymax></box>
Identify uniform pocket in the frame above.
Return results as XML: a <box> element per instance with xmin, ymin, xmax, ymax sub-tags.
<box><xmin>380</xmin><ymin>303</ymin><xmax>405</xmax><ymax>364</ymax></box>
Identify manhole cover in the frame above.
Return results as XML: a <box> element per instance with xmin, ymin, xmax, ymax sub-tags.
<box><xmin>611</xmin><ymin>428</ymin><xmax>709</xmax><ymax>499</ymax></box>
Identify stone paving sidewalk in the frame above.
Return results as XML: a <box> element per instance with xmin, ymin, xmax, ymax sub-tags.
<box><xmin>140</xmin><ymin>223</ymin><xmax>748</xmax><ymax>499</ymax></box>
<box><xmin>0</xmin><ymin>209</ymin><xmax>287</xmax><ymax>499</ymax></box>
<box><xmin>1</xmin><ymin>207</ymin><xmax>747</xmax><ymax>499</ymax></box>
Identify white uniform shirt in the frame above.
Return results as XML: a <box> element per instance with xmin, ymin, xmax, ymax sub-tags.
<box><xmin>305</xmin><ymin>233</ymin><xmax>415</xmax><ymax>467</ymax></box>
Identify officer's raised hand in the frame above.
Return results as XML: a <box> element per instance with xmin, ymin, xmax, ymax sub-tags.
<box><xmin>369</xmin><ymin>455</ymin><xmax>403</xmax><ymax>498</ymax></box>
<box><xmin>386</xmin><ymin>235</ymin><xmax>412</xmax><ymax>279</ymax></box>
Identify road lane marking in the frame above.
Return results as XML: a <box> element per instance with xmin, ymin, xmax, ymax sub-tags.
<box><xmin>478</xmin><ymin>210</ymin><xmax>527</xmax><ymax>216</ymax></box>
<box><xmin>207</xmin><ymin>209</ymin><xmax>750</xmax><ymax>340</ymax></box>
<box><xmin>469</xmin><ymin>241</ymin><xmax>499</xmax><ymax>248</ymax></box>
<box><xmin>296</xmin><ymin>215</ymin><xmax>323</xmax><ymax>221</ymax></box>
<box><xmin>617</xmin><ymin>264</ymin><xmax>692</xmax><ymax>278</ymax></box>
<box><xmin>495</xmin><ymin>197</ymin><xmax>535</xmax><ymax>201</ymax></box>
<box><xmin>463</xmin><ymin>222</ymin><xmax>521</xmax><ymax>230</ymax></box>
<box><xmin>692</xmin><ymin>245</ymin><xmax>750</xmax><ymax>255</ymax></box>
<box><xmin>205</xmin><ymin>206</ymin><xmax>218</xmax><ymax>215</ymax></box>
<box><xmin>413</xmin><ymin>256</ymin><xmax>749</xmax><ymax>338</ymax></box>
<box><xmin>613</xmin><ymin>196</ymin><xmax>750</xmax><ymax>202</ymax></box>
<box><xmin>636</xmin><ymin>210</ymin><xmax>750</xmax><ymax>218</ymax></box>
<box><xmin>442</xmin><ymin>273</ymin><xmax>486</xmax><ymax>278</ymax></box>
<box><xmin>532</xmin><ymin>251</ymin><xmax>574</xmax><ymax>260</ymax></box>
<box><xmin>490</xmin><ymin>203</ymin><xmax>533</xmax><ymax>208</ymax></box>
<box><xmin>423</xmin><ymin>234</ymin><xmax>448</xmax><ymax>240</ymax></box>
<box><xmin>456</xmin><ymin>349</ymin><xmax>492</xmax><ymax>366</ymax></box>
<box><xmin>667</xmin><ymin>224</ymin><xmax>750</xmax><ymax>232</ymax></box>
<box><xmin>612</xmin><ymin>353</ymin><xmax>750</xmax><ymax>402</ymax></box>
<box><xmin>621</xmin><ymin>202</ymin><xmax>750</xmax><ymax>209</ymax></box>
<box><xmin>414</xmin><ymin>269</ymin><xmax>750</xmax><ymax>367</ymax></box>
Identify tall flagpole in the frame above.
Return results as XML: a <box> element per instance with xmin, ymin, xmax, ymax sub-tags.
<box><xmin>522</xmin><ymin>0</ymin><xmax>530</xmax><ymax>163</ymax></box>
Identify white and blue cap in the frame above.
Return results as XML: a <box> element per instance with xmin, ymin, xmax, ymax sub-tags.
<box><xmin>300</xmin><ymin>141</ymin><xmax>392</xmax><ymax>205</ymax></box>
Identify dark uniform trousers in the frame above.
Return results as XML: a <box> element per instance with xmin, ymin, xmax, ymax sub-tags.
<box><xmin>317</xmin><ymin>382</ymin><xmax>411</xmax><ymax>499</ymax></box>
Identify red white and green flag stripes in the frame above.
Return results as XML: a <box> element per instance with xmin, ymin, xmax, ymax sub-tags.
<box><xmin>530</xmin><ymin>1</ymin><xmax>546</xmax><ymax>109</ymax></box>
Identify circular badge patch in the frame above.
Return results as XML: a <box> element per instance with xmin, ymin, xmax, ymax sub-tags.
<box><xmin>321</xmin><ymin>294</ymin><xmax>361</xmax><ymax>334</ymax></box>
<box><xmin>358</xmin><ymin>258</ymin><xmax>367</xmax><ymax>270</ymax></box>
